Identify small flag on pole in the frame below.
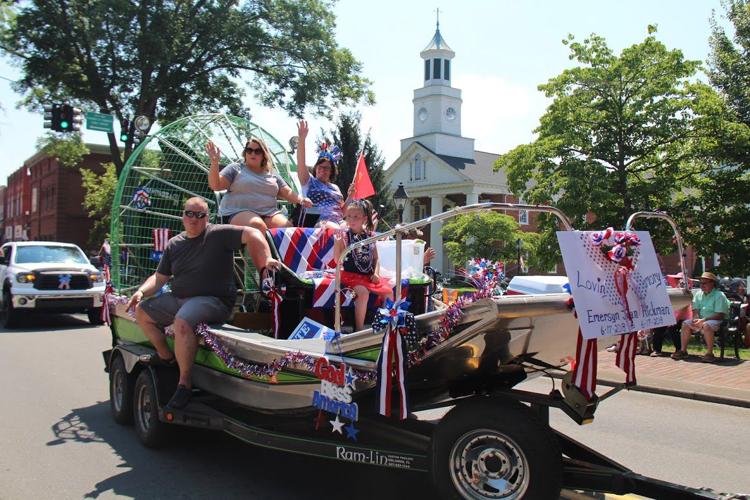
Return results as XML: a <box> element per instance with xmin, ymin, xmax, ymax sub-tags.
<box><xmin>153</xmin><ymin>228</ymin><xmax>170</xmax><ymax>252</ymax></box>
<box><xmin>351</xmin><ymin>154</ymin><xmax>375</xmax><ymax>200</ymax></box>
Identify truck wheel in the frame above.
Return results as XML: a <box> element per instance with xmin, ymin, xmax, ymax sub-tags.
<box><xmin>88</xmin><ymin>307</ymin><xmax>104</xmax><ymax>325</ymax></box>
<box><xmin>109</xmin><ymin>355</ymin><xmax>133</xmax><ymax>425</ymax></box>
<box><xmin>0</xmin><ymin>289</ymin><xmax>19</xmax><ymax>329</ymax></box>
<box><xmin>133</xmin><ymin>370</ymin><xmax>170</xmax><ymax>448</ymax></box>
<box><xmin>432</xmin><ymin>398</ymin><xmax>562</xmax><ymax>500</ymax></box>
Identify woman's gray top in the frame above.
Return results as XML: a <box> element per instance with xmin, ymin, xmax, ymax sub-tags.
<box><xmin>217</xmin><ymin>162</ymin><xmax>288</xmax><ymax>217</ymax></box>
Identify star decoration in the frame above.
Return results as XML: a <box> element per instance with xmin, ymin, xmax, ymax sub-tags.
<box><xmin>345</xmin><ymin>369</ymin><xmax>357</xmax><ymax>387</ymax></box>
<box><xmin>344</xmin><ymin>422</ymin><xmax>359</xmax><ymax>441</ymax></box>
<box><xmin>330</xmin><ymin>416</ymin><xmax>344</xmax><ymax>434</ymax></box>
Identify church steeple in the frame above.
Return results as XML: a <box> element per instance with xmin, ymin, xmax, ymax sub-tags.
<box><xmin>420</xmin><ymin>12</ymin><xmax>455</xmax><ymax>86</ymax></box>
<box><xmin>401</xmin><ymin>17</ymin><xmax>474</xmax><ymax>160</ymax></box>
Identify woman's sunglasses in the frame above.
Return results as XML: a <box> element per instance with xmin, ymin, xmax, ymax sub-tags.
<box><xmin>244</xmin><ymin>146</ymin><xmax>264</xmax><ymax>156</ymax></box>
<box><xmin>183</xmin><ymin>210</ymin><xmax>208</xmax><ymax>219</ymax></box>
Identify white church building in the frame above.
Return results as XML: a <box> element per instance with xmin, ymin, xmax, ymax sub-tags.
<box><xmin>385</xmin><ymin>23</ymin><xmax>535</xmax><ymax>273</ymax></box>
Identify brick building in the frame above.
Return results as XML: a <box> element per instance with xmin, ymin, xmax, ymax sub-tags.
<box><xmin>3</xmin><ymin>144</ymin><xmax>112</xmax><ymax>252</ymax></box>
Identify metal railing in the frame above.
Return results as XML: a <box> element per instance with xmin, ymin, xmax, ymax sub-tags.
<box><xmin>334</xmin><ymin>202</ymin><xmax>575</xmax><ymax>332</ymax></box>
<box><xmin>625</xmin><ymin>211</ymin><xmax>690</xmax><ymax>292</ymax></box>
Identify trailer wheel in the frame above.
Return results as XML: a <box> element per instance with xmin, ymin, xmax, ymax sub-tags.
<box><xmin>133</xmin><ymin>370</ymin><xmax>170</xmax><ymax>448</ymax></box>
<box><xmin>432</xmin><ymin>398</ymin><xmax>561</xmax><ymax>500</ymax></box>
<box><xmin>109</xmin><ymin>355</ymin><xmax>133</xmax><ymax>425</ymax></box>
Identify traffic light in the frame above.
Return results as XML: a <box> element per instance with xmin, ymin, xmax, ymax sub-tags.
<box><xmin>56</xmin><ymin>104</ymin><xmax>82</xmax><ymax>133</ymax></box>
<box><xmin>120</xmin><ymin>119</ymin><xmax>130</xmax><ymax>142</ymax></box>
<box><xmin>69</xmin><ymin>106</ymin><xmax>83</xmax><ymax>132</ymax></box>
<box><xmin>43</xmin><ymin>104</ymin><xmax>62</xmax><ymax>132</ymax></box>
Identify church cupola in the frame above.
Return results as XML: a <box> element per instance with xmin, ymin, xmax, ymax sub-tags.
<box><xmin>420</xmin><ymin>16</ymin><xmax>455</xmax><ymax>87</ymax></box>
<box><xmin>401</xmin><ymin>16</ymin><xmax>475</xmax><ymax>160</ymax></box>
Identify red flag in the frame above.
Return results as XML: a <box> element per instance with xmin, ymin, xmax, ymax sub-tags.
<box><xmin>352</xmin><ymin>154</ymin><xmax>375</xmax><ymax>200</ymax></box>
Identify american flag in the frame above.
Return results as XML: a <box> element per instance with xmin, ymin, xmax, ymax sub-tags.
<box><xmin>615</xmin><ymin>332</ymin><xmax>638</xmax><ymax>385</ymax></box>
<box><xmin>270</xmin><ymin>227</ymin><xmax>336</xmax><ymax>274</ymax></box>
<box><xmin>153</xmin><ymin>228</ymin><xmax>170</xmax><ymax>252</ymax></box>
<box><xmin>571</xmin><ymin>329</ymin><xmax>598</xmax><ymax>400</ymax></box>
<box><xmin>270</xmin><ymin>228</ymin><xmax>345</xmax><ymax>309</ymax></box>
<box><xmin>311</xmin><ymin>273</ymin><xmax>354</xmax><ymax>308</ymax></box>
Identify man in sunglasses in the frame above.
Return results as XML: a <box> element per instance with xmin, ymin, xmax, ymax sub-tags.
<box><xmin>126</xmin><ymin>197</ymin><xmax>279</xmax><ymax>409</ymax></box>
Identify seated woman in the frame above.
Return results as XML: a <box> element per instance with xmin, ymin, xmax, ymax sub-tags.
<box><xmin>207</xmin><ymin>138</ymin><xmax>312</xmax><ymax>232</ymax></box>
<box><xmin>296</xmin><ymin>120</ymin><xmax>352</xmax><ymax>229</ymax></box>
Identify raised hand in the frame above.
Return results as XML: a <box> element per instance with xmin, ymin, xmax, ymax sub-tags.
<box><xmin>206</xmin><ymin>141</ymin><xmax>222</xmax><ymax>166</ymax></box>
<box><xmin>297</xmin><ymin>120</ymin><xmax>309</xmax><ymax>141</ymax></box>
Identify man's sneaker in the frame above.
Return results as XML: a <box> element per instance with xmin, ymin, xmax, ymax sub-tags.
<box><xmin>670</xmin><ymin>350</ymin><xmax>688</xmax><ymax>360</ymax></box>
<box><xmin>650</xmin><ymin>351</ymin><xmax>664</xmax><ymax>357</ymax></box>
<box><xmin>165</xmin><ymin>384</ymin><xmax>192</xmax><ymax>409</ymax></box>
<box><xmin>140</xmin><ymin>353</ymin><xmax>176</xmax><ymax>367</ymax></box>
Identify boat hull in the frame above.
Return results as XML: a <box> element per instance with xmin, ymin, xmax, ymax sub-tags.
<box><xmin>112</xmin><ymin>287</ymin><xmax>692</xmax><ymax>412</ymax></box>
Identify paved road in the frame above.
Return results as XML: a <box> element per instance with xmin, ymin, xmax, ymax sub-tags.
<box><xmin>1</xmin><ymin>315</ymin><xmax>748</xmax><ymax>499</ymax></box>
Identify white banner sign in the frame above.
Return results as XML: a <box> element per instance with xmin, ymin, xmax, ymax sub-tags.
<box><xmin>557</xmin><ymin>231</ymin><xmax>675</xmax><ymax>340</ymax></box>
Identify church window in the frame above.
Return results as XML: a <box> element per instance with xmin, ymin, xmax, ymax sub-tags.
<box><xmin>413</xmin><ymin>154</ymin><xmax>423</xmax><ymax>180</ymax></box>
<box><xmin>424</xmin><ymin>60</ymin><xmax>430</xmax><ymax>81</ymax></box>
<box><xmin>519</xmin><ymin>209</ymin><xmax>529</xmax><ymax>225</ymax></box>
<box><xmin>444</xmin><ymin>59</ymin><xmax>450</xmax><ymax>80</ymax></box>
<box><xmin>433</xmin><ymin>58</ymin><xmax>441</xmax><ymax>79</ymax></box>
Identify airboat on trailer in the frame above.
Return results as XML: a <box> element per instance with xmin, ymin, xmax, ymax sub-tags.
<box><xmin>103</xmin><ymin>114</ymin><xmax>727</xmax><ymax>499</ymax></box>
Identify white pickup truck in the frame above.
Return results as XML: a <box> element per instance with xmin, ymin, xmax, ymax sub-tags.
<box><xmin>0</xmin><ymin>241</ymin><xmax>106</xmax><ymax>328</ymax></box>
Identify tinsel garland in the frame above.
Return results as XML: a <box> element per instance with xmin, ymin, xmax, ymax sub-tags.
<box><xmin>105</xmin><ymin>277</ymin><xmax>497</xmax><ymax>383</ymax></box>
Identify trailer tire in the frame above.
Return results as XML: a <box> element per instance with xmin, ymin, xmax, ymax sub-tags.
<box><xmin>109</xmin><ymin>355</ymin><xmax>133</xmax><ymax>425</ymax></box>
<box><xmin>133</xmin><ymin>370</ymin><xmax>170</xmax><ymax>448</ymax></box>
<box><xmin>432</xmin><ymin>398</ymin><xmax>561</xmax><ymax>500</ymax></box>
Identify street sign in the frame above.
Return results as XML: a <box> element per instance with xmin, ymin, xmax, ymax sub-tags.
<box><xmin>85</xmin><ymin>112</ymin><xmax>114</xmax><ymax>133</ymax></box>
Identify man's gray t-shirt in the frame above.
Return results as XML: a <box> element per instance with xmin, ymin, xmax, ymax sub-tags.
<box><xmin>156</xmin><ymin>224</ymin><xmax>243</xmax><ymax>306</ymax></box>
<box><xmin>218</xmin><ymin>162</ymin><xmax>288</xmax><ymax>217</ymax></box>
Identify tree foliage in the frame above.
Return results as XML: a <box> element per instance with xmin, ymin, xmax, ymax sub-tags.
<box><xmin>80</xmin><ymin>161</ymin><xmax>118</xmax><ymax>246</ymax></box>
<box><xmin>323</xmin><ymin>111</ymin><xmax>396</xmax><ymax>225</ymax></box>
<box><xmin>441</xmin><ymin>212</ymin><xmax>540</xmax><ymax>271</ymax></box>
<box><xmin>678</xmin><ymin>0</ymin><xmax>750</xmax><ymax>276</ymax></box>
<box><xmin>495</xmin><ymin>29</ymin><xmax>750</xmax><ymax>271</ymax></box>
<box><xmin>2</xmin><ymin>0</ymin><xmax>373</xmax><ymax>171</ymax></box>
<box><xmin>36</xmin><ymin>132</ymin><xmax>89</xmax><ymax>168</ymax></box>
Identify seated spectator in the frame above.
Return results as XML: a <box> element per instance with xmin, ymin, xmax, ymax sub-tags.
<box><xmin>295</xmin><ymin>120</ymin><xmax>352</xmax><ymax>229</ymax></box>
<box><xmin>207</xmin><ymin>138</ymin><xmax>312</xmax><ymax>232</ymax></box>
<box><xmin>671</xmin><ymin>272</ymin><xmax>730</xmax><ymax>363</ymax></box>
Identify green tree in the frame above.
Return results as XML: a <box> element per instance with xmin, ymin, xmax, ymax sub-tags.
<box><xmin>2</xmin><ymin>0</ymin><xmax>373</xmax><ymax>172</ymax></box>
<box><xmin>80</xmin><ymin>161</ymin><xmax>118</xmax><ymax>246</ymax></box>
<box><xmin>495</xmin><ymin>29</ymin><xmax>746</xmax><ymax>266</ymax></box>
<box><xmin>441</xmin><ymin>212</ymin><xmax>539</xmax><ymax>272</ymax></box>
<box><xmin>323</xmin><ymin>111</ymin><xmax>395</xmax><ymax>225</ymax></box>
<box><xmin>36</xmin><ymin>132</ymin><xmax>89</xmax><ymax>168</ymax></box>
<box><xmin>681</xmin><ymin>0</ymin><xmax>750</xmax><ymax>276</ymax></box>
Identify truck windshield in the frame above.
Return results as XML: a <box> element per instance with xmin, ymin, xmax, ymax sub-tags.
<box><xmin>15</xmin><ymin>246</ymin><xmax>89</xmax><ymax>265</ymax></box>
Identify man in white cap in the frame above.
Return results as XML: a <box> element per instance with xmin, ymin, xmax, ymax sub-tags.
<box><xmin>672</xmin><ymin>272</ymin><xmax>730</xmax><ymax>363</ymax></box>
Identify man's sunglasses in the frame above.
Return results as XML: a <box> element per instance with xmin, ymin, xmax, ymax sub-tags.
<box><xmin>183</xmin><ymin>210</ymin><xmax>208</xmax><ymax>219</ymax></box>
<box><xmin>244</xmin><ymin>146</ymin><xmax>264</xmax><ymax>156</ymax></box>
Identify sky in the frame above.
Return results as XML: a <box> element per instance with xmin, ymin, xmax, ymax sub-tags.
<box><xmin>0</xmin><ymin>0</ymin><xmax>729</xmax><ymax>184</ymax></box>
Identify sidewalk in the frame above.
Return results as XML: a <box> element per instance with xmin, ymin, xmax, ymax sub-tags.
<box><xmin>596</xmin><ymin>350</ymin><xmax>750</xmax><ymax>408</ymax></box>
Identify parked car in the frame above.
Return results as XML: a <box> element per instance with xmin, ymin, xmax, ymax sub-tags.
<box><xmin>505</xmin><ymin>275</ymin><xmax>569</xmax><ymax>295</ymax></box>
<box><xmin>0</xmin><ymin>241</ymin><xmax>106</xmax><ymax>327</ymax></box>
